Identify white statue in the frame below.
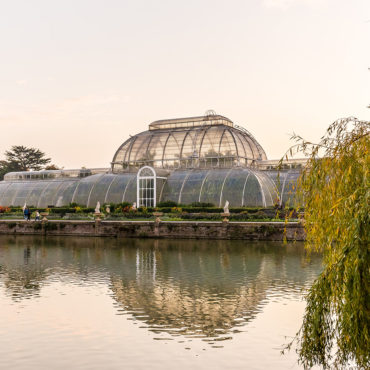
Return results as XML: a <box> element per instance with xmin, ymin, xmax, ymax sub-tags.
<box><xmin>224</xmin><ymin>200</ymin><xmax>230</xmax><ymax>214</ymax></box>
<box><xmin>95</xmin><ymin>201</ymin><xmax>101</xmax><ymax>214</ymax></box>
<box><xmin>132</xmin><ymin>202</ymin><xmax>137</xmax><ymax>210</ymax></box>
<box><xmin>105</xmin><ymin>205</ymin><xmax>111</xmax><ymax>213</ymax></box>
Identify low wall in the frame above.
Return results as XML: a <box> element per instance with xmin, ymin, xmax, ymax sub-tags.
<box><xmin>0</xmin><ymin>220</ymin><xmax>305</xmax><ymax>241</ymax></box>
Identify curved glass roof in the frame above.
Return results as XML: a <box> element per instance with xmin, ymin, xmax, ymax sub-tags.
<box><xmin>0</xmin><ymin>169</ymin><xmax>300</xmax><ymax>208</ymax></box>
<box><xmin>149</xmin><ymin>114</ymin><xmax>234</xmax><ymax>130</ymax></box>
<box><xmin>112</xmin><ymin>114</ymin><xmax>267</xmax><ymax>172</ymax></box>
<box><xmin>3</xmin><ymin>168</ymin><xmax>109</xmax><ymax>181</ymax></box>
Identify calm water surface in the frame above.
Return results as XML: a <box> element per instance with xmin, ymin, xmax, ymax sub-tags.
<box><xmin>0</xmin><ymin>236</ymin><xmax>321</xmax><ymax>370</ymax></box>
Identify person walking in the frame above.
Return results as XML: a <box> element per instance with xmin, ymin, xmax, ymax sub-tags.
<box><xmin>35</xmin><ymin>210</ymin><xmax>40</xmax><ymax>221</ymax></box>
<box><xmin>24</xmin><ymin>207</ymin><xmax>31</xmax><ymax>221</ymax></box>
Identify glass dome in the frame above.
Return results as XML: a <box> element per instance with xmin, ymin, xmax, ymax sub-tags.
<box><xmin>0</xmin><ymin>113</ymin><xmax>303</xmax><ymax>209</ymax></box>
<box><xmin>111</xmin><ymin>114</ymin><xmax>267</xmax><ymax>172</ymax></box>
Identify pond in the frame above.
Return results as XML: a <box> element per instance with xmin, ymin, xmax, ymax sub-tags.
<box><xmin>0</xmin><ymin>236</ymin><xmax>321</xmax><ymax>370</ymax></box>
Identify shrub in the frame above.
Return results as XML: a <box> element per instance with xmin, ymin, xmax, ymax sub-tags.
<box><xmin>157</xmin><ymin>200</ymin><xmax>178</xmax><ymax>207</ymax></box>
<box><xmin>51</xmin><ymin>208</ymin><xmax>75</xmax><ymax>215</ymax></box>
<box><xmin>180</xmin><ymin>213</ymin><xmax>221</xmax><ymax>221</ymax></box>
<box><xmin>157</xmin><ymin>207</ymin><xmax>172</xmax><ymax>213</ymax></box>
<box><xmin>69</xmin><ymin>202</ymin><xmax>81</xmax><ymax>208</ymax></box>
<box><xmin>82</xmin><ymin>207</ymin><xmax>95</xmax><ymax>213</ymax></box>
<box><xmin>182</xmin><ymin>207</ymin><xmax>222</xmax><ymax>213</ymax></box>
<box><xmin>189</xmin><ymin>202</ymin><xmax>215</xmax><ymax>208</ymax></box>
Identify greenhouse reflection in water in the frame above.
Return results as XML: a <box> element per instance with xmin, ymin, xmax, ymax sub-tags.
<box><xmin>0</xmin><ymin>237</ymin><xmax>321</xmax><ymax>347</ymax></box>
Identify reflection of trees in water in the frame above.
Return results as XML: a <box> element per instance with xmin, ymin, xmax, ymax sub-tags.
<box><xmin>1</xmin><ymin>244</ymin><xmax>48</xmax><ymax>300</ymax></box>
<box><xmin>0</xmin><ymin>236</ymin><xmax>322</xmax><ymax>339</ymax></box>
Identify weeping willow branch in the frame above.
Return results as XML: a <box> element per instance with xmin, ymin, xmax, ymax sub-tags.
<box><xmin>282</xmin><ymin>117</ymin><xmax>370</xmax><ymax>369</ymax></box>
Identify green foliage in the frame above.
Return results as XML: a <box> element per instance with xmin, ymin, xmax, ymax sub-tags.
<box><xmin>283</xmin><ymin>117</ymin><xmax>369</xmax><ymax>369</ymax></box>
<box><xmin>189</xmin><ymin>202</ymin><xmax>215</xmax><ymax>207</ymax></box>
<box><xmin>182</xmin><ymin>206</ymin><xmax>222</xmax><ymax>213</ymax></box>
<box><xmin>0</xmin><ymin>160</ymin><xmax>10</xmax><ymax>180</ymax></box>
<box><xmin>44</xmin><ymin>164</ymin><xmax>60</xmax><ymax>170</ymax></box>
<box><xmin>0</xmin><ymin>145</ymin><xmax>51</xmax><ymax>180</ymax></box>
<box><xmin>157</xmin><ymin>200</ymin><xmax>178</xmax><ymax>207</ymax></box>
<box><xmin>4</xmin><ymin>145</ymin><xmax>51</xmax><ymax>171</ymax></box>
<box><xmin>178</xmin><ymin>213</ymin><xmax>221</xmax><ymax>221</ymax></box>
<box><xmin>113</xmin><ymin>202</ymin><xmax>132</xmax><ymax>213</ymax></box>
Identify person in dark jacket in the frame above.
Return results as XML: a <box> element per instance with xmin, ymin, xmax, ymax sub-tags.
<box><xmin>24</xmin><ymin>207</ymin><xmax>31</xmax><ymax>221</ymax></box>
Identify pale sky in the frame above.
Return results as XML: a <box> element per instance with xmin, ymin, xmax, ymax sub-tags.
<box><xmin>0</xmin><ymin>0</ymin><xmax>369</xmax><ymax>169</ymax></box>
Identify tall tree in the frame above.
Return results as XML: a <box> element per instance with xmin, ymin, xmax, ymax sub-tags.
<box><xmin>4</xmin><ymin>145</ymin><xmax>51</xmax><ymax>172</ymax></box>
<box><xmin>283</xmin><ymin>117</ymin><xmax>369</xmax><ymax>369</ymax></box>
<box><xmin>0</xmin><ymin>146</ymin><xmax>51</xmax><ymax>180</ymax></box>
<box><xmin>0</xmin><ymin>160</ymin><xmax>11</xmax><ymax>181</ymax></box>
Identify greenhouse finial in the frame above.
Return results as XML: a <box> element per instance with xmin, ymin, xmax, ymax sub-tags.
<box><xmin>205</xmin><ymin>109</ymin><xmax>216</xmax><ymax>116</ymax></box>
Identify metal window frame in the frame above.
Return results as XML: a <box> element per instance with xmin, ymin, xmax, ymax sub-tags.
<box><xmin>137</xmin><ymin>166</ymin><xmax>157</xmax><ymax>207</ymax></box>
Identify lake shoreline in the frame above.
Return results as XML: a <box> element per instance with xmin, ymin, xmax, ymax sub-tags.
<box><xmin>0</xmin><ymin>220</ymin><xmax>305</xmax><ymax>241</ymax></box>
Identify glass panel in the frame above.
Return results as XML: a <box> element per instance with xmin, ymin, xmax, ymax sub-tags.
<box><xmin>113</xmin><ymin>140</ymin><xmax>131</xmax><ymax>163</ymax></box>
<box><xmin>235</xmin><ymin>132</ymin><xmax>253</xmax><ymax>159</ymax></box>
<box><xmin>72</xmin><ymin>175</ymin><xmax>102</xmax><ymax>206</ymax></box>
<box><xmin>140</xmin><ymin>168</ymin><xmax>155</xmax><ymax>177</ymax></box>
<box><xmin>266</xmin><ymin>170</ymin><xmax>299</xmax><ymax>206</ymax></box>
<box><xmin>254</xmin><ymin>171</ymin><xmax>277</xmax><ymax>207</ymax></box>
<box><xmin>221</xmin><ymin>169</ymin><xmax>250</xmax><ymax>207</ymax></box>
<box><xmin>232</xmin><ymin>131</ymin><xmax>249</xmax><ymax>159</ymax></box>
<box><xmin>180</xmin><ymin>131</ymin><xmax>198</xmax><ymax>168</ymax></box>
<box><xmin>200</xmin><ymin>169</ymin><xmax>230</xmax><ymax>206</ymax></box>
<box><xmin>180</xmin><ymin>171</ymin><xmax>209</xmax><ymax>205</ymax></box>
<box><xmin>219</xmin><ymin>129</ymin><xmax>237</xmax><ymax>167</ymax></box>
<box><xmin>199</xmin><ymin>128</ymin><xmax>219</xmax><ymax>167</ymax></box>
<box><xmin>25</xmin><ymin>182</ymin><xmax>48</xmax><ymax>207</ymax></box>
<box><xmin>12</xmin><ymin>182</ymin><xmax>42</xmax><ymax>207</ymax></box>
<box><xmin>123</xmin><ymin>176</ymin><xmax>137</xmax><ymax>203</ymax></box>
<box><xmin>163</xmin><ymin>133</ymin><xmax>185</xmax><ymax>169</ymax></box>
<box><xmin>281</xmin><ymin>171</ymin><xmax>299</xmax><ymax>206</ymax></box>
<box><xmin>37</xmin><ymin>181</ymin><xmax>65</xmax><ymax>208</ymax></box>
<box><xmin>56</xmin><ymin>181</ymin><xmax>80</xmax><ymax>207</ymax></box>
<box><xmin>156</xmin><ymin>178</ymin><xmax>166</xmax><ymax>202</ymax></box>
<box><xmin>0</xmin><ymin>182</ymin><xmax>12</xmax><ymax>206</ymax></box>
<box><xmin>52</xmin><ymin>181</ymin><xmax>76</xmax><ymax>207</ymax></box>
<box><xmin>87</xmin><ymin>174</ymin><xmax>117</xmax><ymax>207</ymax></box>
<box><xmin>146</xmin><ymin>133</ymin><xmax>167</xmax><ymax>168</ymax></box>
<box><xmin>105</xmin><ymin>175</ymin><xmax>135</xmax><ymax>204</ymax></box>
<box><xmin>138</xmin><ymin>177</ymin><xmax>155</xmax><ymax>207</ymax></box>
<box><xmin>160</xmin><ymin>171</ymin><xmax>188</xmax><ymax>203</ymax></box>
<box><xmin>243</xmin><ymin>174</ymin><xmax>263</xmax><ymax>207</ymax></box>
<box><xmin>1</xmin><ymin>182</ymin><xmax>23</xmax><ymax>206</ymax></box>
<box><xmin>130</xmin><ymin>133</ymin><xmax>153</xmax><ymax>165</ymax></box>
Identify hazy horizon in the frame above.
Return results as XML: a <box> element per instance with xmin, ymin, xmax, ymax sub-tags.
<box><xmin>1</xmin><ymin>0</ymin><xmax>369</xmax><ymax>169</ymax></box>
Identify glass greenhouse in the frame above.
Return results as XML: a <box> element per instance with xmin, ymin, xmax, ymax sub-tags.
<box><xmin>0</xmin><ymin>113</ymin><xmax>301</xmax><ymax>208</ymax></box>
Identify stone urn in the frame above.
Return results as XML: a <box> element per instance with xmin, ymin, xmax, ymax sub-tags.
<box><xmin>221</xmin><ymin>212</ymin><xmax>230</xmax><ymax>223</ymax></box>
<box><xmin>94</xmin><ymin>212</ymin><xmax>102</xmax><ymax>221</ymax></box>
<box><xmin>40</xmin><ymin>212</ymin><xmax>49</xmax><ymax>221</ymax></box>
<box><xmin>153</xmin><ymin>212</ymin><xmax>163</xmax><ymax>223</ymax></box>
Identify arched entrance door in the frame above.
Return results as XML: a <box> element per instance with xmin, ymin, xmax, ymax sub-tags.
<box><xmin>137</xmin><ymin>166</ymin><xmax>156</xmax><ymax>207</ymax></box>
